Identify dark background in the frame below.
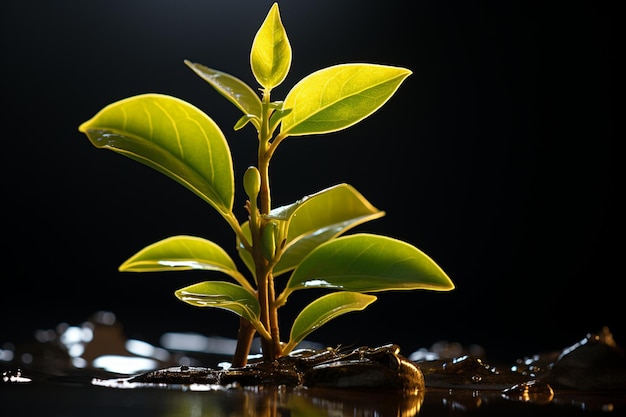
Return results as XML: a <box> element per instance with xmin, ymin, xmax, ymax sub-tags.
<box><xmin>2</xmin><ymin>1</ymin><xmax>619</xmax><ymax>362</ymax></box>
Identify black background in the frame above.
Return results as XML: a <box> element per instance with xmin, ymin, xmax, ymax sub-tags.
<box><xmin>2</xmin><ymin>1</ymin><xmax>619</xmax><ymax>362</ymax></box>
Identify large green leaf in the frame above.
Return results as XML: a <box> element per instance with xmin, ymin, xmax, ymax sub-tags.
<box><xmin>236</xmin><ymin>184</ymin><xmax>385</xmax><ymax>278</ymax></box>
<box><xmin>119</xmin><ymin>235</ymin><xmax>253</xmax><ymax>292</ymax></box>
<box><xmin>250</xmin><ymin>2</ymin><xmax>291</xmax><ymax>90</ymax></box>
<box><xmin>277</xmin><ymin>233</ymin><xmax>454</xmax><ymax>305</ymax></box>
<box><xmin>280</xmin><ymin>64</ymin><xmax>412</xmax><ymax>136</ymax></box>
<box><xmin>184</xmin><ymin>60</ymin><xmax>262</xmax><ymax>121</ymax></box>
<box><xmin>78</xmin><ymin>93</ymin><xmax>234</xmax><ymax>216</ymax></box>
<box><xmin>175</xmin><ymin>281</ymin><xmax>269</xmax><ymax>339</ymax></box>
<box><xmin>283</xmin><ymin>292</ymin><xmax>376</xmax><ymax>354</ymax></box>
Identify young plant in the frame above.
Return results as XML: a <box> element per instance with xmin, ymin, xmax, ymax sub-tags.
<box><xmin>78</xmin><ymin>2</ymin><xmax>454</xmax><ymax>367</ymax></box>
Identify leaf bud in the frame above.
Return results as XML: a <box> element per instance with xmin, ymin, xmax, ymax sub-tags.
<box><xmin>243</xmin><ymin>166</ymin><xmax>261</xmax><ymax>202</ymax></box>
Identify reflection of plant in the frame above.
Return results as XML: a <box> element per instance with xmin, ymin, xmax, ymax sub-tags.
<box><xmin>78</xmin><ymin>2</ymin><xmax>454</xmax><ymax>367</ymax></box>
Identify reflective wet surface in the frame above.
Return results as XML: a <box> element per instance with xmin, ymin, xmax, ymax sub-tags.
<box><xmin>1</xmin><ymin>311</ymin><xmax>625</xmax><ymax>416</ymax></box>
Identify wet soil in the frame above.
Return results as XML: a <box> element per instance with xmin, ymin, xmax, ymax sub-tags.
<box><xmin>1</xmin><ymin>311</ymin><xmax>625</xmax><ymax>416</ymax></box>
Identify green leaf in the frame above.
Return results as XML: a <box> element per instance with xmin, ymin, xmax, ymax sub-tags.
<box><xmin>184</xmin><ymin>60</ymin><xmax>263</xmax><ymax>121</ymax></box>
<box><xmin>78</xmin><ymin>93</ymin><xmax>234</xmax><ymax>216</ymax></box>
<box><xmin>234</xmin><ymin>114</ymin><xmax>259</xmax><ymax>131</ymax></box>
<box><xmin>119</xmin><ymin>235</ymin><xmax>253</xmax><ymax>292</ymax></box>
<box><xmin>280</xmin><ymin>64</ymin><xmax>412</xmax><ymax>136</ymax></box>
<box><xmin>250</xmin><ymin>2</ymin><xmax>291</xmax><ymax>90</ymax></box>
<box><xmin>175</xmin><ymin>281</ymin><xmax>269</xmax><ymax>339</ymax></box>
<box><xmin>278</xmin><ymin>233</ymin><xmax>454</xmax><ymax>305</ymax></box>
<box><xmin>237</xmin><ymin>184</ymin><xmax>385</xmax><ymax>278</ymax></box>
<box><xmin>268</xmin><ymin>106</ymin><xmax>292</xmax><ymax>135</ymax></box>
<box><xmin>236</xmin><ymin>225</ymin><xmax>256</xmax><ymax>280</ymax></box>
<box><xmin>271</xmin><ymin>184</ymin><xmax>385</xmax><ymax>276</ymax></box>
<box><xmin>283</xmin><ymin>292</ymin><xmax>376</xmax><ymax>354</ymax></box>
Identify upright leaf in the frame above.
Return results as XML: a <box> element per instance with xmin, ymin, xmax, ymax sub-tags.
<box><xmin>283</xmin><ymin>292</ymin><xmax>377</xmax><ymax>354</ymax></box>
<box><xmin>79</xmin><ymin>94</ymin><xmax>234</xmax><ymax>216</ymax></box>
<box><xmin>250</xmin><ymin>2</ymin><xmax>292</xmax><ymax>90</ymax></box>
<box><xmin>280</xmin><ymin>64</ymin><xmax>412</xmax><ymax>136</ymax></box>
<box><xmin>277</xmin><ymin>233</ymin><xmax>454</xmax><ymax>305</ymax></box>
<box><xmin>236</xmin><ymin>184</ymin><xmax>385</xmax><ymax>278</ymax></box>
<box><xmin>270</xmin><ymin>184</ymin><xmax>385</xmax><ymax>276</ymax></box>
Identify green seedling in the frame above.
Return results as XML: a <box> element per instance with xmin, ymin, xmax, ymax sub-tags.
<box><xmin>79</xmin><ymin>2</ymin><xmax>455</xmax><ymax>367</ymax></box>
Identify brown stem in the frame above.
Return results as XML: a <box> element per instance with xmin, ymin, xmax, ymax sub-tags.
<box><xmin>232</xmin><ymin>317</ymin><xmax>256</xmax><ymax>367</ymax></box>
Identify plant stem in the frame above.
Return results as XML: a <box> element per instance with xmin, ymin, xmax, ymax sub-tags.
<box><xmin>254</xmin><ymin>90</ymin><xmax>283</xmax><ymax>361</ymax></box>
<box><xmin>268</xmin><ymin>272</ymin><xmax>282</xmax><ymax>357</ymax></box>
<box><xmin>256</xmin><ymin>266</ymin><xmax>273</xmax><ymax>359</ymax></box>
<box><xmin>232</xmin><ymin>317</ymin><xmax>256</xmax><ymax>367</ymax></box>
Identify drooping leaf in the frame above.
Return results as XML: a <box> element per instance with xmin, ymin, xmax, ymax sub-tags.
<box><xmin>280</xmin><ymin>64</ymin><xmax>412</xmax><ymax>136</ymax></box>
<box><xmin>175</xmin><ymin>281</ymin><xmax>269</xmax><ymax>339</ymax></box>
<box><xmin>119</xmin><ymin>235</ymin><xmax>253</xmax><ymax>292</ymax></box>
<box><xmin>234</xmin><ymin>114</ymin><xmax>259</xmax><ymax>131</ymax></box>
<box><xmin>250</xmin><ymin>2</ymin><xmax>291</xmax><ymax>90</ymax></box>
<box><xmin>283</xmin><ymin>292</ymin><xmax>377</xmax><ymax>354</ymax></box>
<box><xmin>78</xmin><ymin>93</ymin><xmax>234</xmax><ymax>216</ymax></box>
<box><xmin>236</xmin><ymin>184</ymin><xmax>385</xmax><ymax>278</ymax></box>
<box><xmin>277</xmin><ymin>233</ymin><xmax>454</xmax><ymax>305</ymax></box>
<box><xmin>184</xmin><ymin>60</ymin><xmax>262</xmax><ymax>122</ymax></box>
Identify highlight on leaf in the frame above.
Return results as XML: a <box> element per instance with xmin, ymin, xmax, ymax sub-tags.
<box><xmin>78</xmin><ymin>93</ymin><xmax>235</xmax><ymax>216</ymax></box>
<box><xmin>184</xmin><ymin>60</ymin><xmax>263</xmax><ymax>125</ymax></box>
<box><xmin>250</xmin><ymin>2</ymin><xmax>292</xmax><ymax>91</ymax></box>
<box><xmin>236</xmin><ymin>183</ymin><xmax>385</xmax><ymax>278</ymax></box>
<box><xmin>119</xmin><ymin>235</ymin><xmax>254</xmax><ymax>292</ymax></box>
<box><xmin>276</xmin><ymin>233</ymin><xmax>454</xmax><ymax>306</ymax></box>
<box><xmin>175</xmin><ymin>281</ymin><xmax>271</xmax><ymax>340</ymax></box>
<box><xmin>280</xmin><ymin>63</ymin><xmax>412</xmax><ymax>137</ymax></box>
<box><xmin>283</xmin><ymin>292</ymin><xmax>377</xmax><ymax>355</ymax></box>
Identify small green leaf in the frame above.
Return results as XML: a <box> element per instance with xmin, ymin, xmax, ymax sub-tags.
<box><xmin>250</xmin><ymin>2</ymin><xmax>292</xmax><ymax>90</ymax></box>
<box><xmin>237</xmin><ymin>184</ymin><xmax>385</xmax><ymax>278</ymax></box>
<box><xmin>119</xmin><ymin>235</ymin><xmax>253</xmax><ymax>292</ymax></box>
<box><xmin>184</xmin><ymin>60</ymin><xmax>263</xmax><ymax>120</ymax></box>
<box><xmin>279</xmin><ymin>234</ymin><xmax>454</xmax><ymax>304</ymax></box>
<box><xmin>283</xmin><ymin>292</ymin><xmax>376</xmax><ymax>354</ymax></box>
<box><xmin>271</xmin><ymin>184</ymin><xmax>385</xmax><ymax>276</ymax></box>
<box><xmin>280</xmin><ymin>64</ymin><xmax>412</xmax><ymax>136</ymax></box>
<box><xmin>175</xmin><ymin>281</ymin><xmax>269</xmax><ymax>339</ymax></box>
<box><xmin>234</xmin><ymin>114</ymin><xmax>260</xmax><ymax>131</ymax></box>
<box><xmin>78</xmin><ymin>93</ymin><xmax>234</xmax><ymax>216</ymax></box>
<box><xmin>268</xmin><ymin>106</ymin><xmax>292</xmax><ymax>135</ymax></box>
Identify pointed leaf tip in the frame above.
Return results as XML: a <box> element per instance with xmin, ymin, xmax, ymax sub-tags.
<box><xmin>284</xmin><ymin>292</ymin><xmax>376</xmax><ymax>354</ymax></box>
<box><xmin>280</xmin><ymin>64</ymin><xmax>412</xmax><ymax>137</ymax></box>
<box><xmin>283</xmin><ymin>233</ymin><xmax>454</xmax><ymax>300</ymax></box>
<box><xmin>184</xmin><ymin>60</ymin><xmax>262</xmax><ymax>119</ymax></box>
<box><xmin>251</xmin><ymin>2</ymin><xmax>292</xmax><ymax>90</ymax></box>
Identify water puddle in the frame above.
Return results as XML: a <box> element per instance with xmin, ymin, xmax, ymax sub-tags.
<box><xmin>1</xmin><ymin>310</ymin><xmax>624</xmax><ymax>416</ymax></box>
